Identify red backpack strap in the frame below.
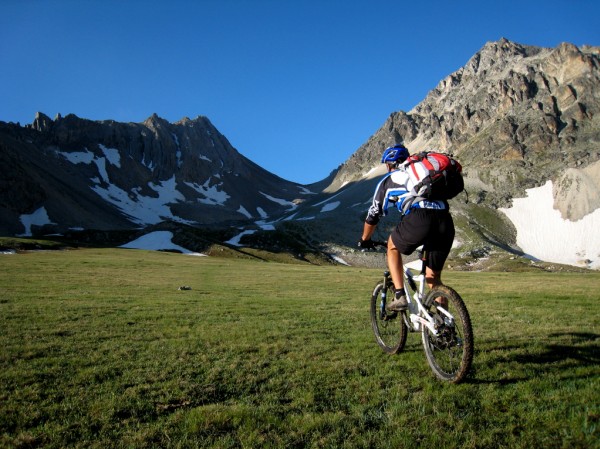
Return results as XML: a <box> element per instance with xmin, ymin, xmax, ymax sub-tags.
<box><xmin>405</xmin><ymin>155</ymin><xmax>422</xmax><ymax>180</ymax></box>
<box><xmin>410</xmin><ymin>162</ymin><xmax>420</xmax><ymax>179</ymax></box>
<box><xmin>421</xmin><ymin>156</ymin><xmax>436</xmax><ymax>172</ymax></box>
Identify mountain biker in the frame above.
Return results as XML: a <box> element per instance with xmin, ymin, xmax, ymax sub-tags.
<box><xmin>358</xmin><ymin>144</ymin><xmax>455</xmax><ymax>311</ymax></box>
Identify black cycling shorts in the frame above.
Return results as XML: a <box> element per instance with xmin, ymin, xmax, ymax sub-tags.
<box><xmin>390</xmin><ymin>208</ymin><xmax>455</xmax><ymax>272</ymax></box>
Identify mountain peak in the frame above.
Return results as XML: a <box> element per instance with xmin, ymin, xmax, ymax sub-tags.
<box><xmin>463</xmin><ymin>38</ymin><xmax>544</xmax><ymax>77</ymax></box>
<box><xmin>143</xmin><ymin>113</ymin><xmax>170</xmax><ymax>127</ymax></box>
<box><xmin>176</xmin><ymin>115</ymin><xmax>211</xmax><ymax>126</ymax></box>
<box><xmin>32</xmin><ymin>112</ymin><xmax>53</xmax><ymax>132</ymax></box>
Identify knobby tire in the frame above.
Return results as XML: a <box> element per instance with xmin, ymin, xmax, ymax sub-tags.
<box><xmin>370</xmin><ymin>282</ymin><xmax>407</xmax><ymax>354</ymax></box>
<box><xmin>421</xmin><ymin>285</ymin><xmax>473</xmax><ymax>383</ymax></box>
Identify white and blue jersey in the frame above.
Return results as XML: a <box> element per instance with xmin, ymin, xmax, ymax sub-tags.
<box><xmin>365</xmin><ymin>167</ymin><xmax>447</xmax><ymax>226</ymax></box>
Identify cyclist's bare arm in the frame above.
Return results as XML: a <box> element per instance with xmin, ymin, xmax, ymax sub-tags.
<box><xmin>361</xmin><ymin>222</ymin><xmax>377</xmax><ymax>242</ymax></box>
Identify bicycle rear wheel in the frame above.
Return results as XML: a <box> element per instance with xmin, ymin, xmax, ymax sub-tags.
<box><xmin>421</xmin><ymin>285</ymin><xmax>473</xmax><ymax>383</ymax></box>
<box><xmin>370</xmin><ymin>282</ymin><xmax>407</xmax><ymax>354</ymax></box>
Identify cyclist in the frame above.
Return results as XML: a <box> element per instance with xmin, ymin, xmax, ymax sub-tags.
<box><xmin>358</xmin><ymin>144</ymin><xmax>455</xmax><ymax>311</ymax></box>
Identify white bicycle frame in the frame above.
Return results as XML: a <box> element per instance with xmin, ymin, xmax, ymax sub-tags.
<box><xmin>402</xmin><ymin>254</ymin><xmax>454</xmax><ymax>337</ymax></box>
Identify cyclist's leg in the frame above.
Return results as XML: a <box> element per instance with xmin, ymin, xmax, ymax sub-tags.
<box><xmin>389</xmin><ymin>210</ymin><xmax>430</xmax><ymax>291</ymax></box>
<box><xmin>387</xmin><ymin>234</ymin><xmax>404</xmax><ymax>291</ymax></box>
<box><xmin>426</xmin><ymin>266</ymin><xmax>448</xmax><ymax>308</ymax></box>
<box><xmin>425</xmin><ymin>266</ymin><xmax>443</xmax><ymax>289</ymax></box>
<box><xmin>424</xmin><ymin>210</ymin><xmax>455</xmax><ymax>308</ymax></box>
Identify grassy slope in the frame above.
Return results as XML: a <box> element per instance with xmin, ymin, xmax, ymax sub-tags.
<box><xmin>1</xmin><ymin>248</ymin><xmax>598</xmax><ymax>448</ymax></box>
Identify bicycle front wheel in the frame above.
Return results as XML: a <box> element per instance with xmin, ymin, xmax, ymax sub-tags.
<box><xmin>370</xmin><ymin>282</ymin><xmax>407</xmax><ymax>354</ymax></box>
<box><xmin>421</xmin><ymin>285</ymin><xmax>473</xmax><ymax>383</ymax></box>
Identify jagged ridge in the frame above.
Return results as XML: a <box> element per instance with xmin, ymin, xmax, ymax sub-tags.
<box><xmin>0</xmin><ymin>112</ymin><xmax>312</xmax><ymax>235</ymax></box>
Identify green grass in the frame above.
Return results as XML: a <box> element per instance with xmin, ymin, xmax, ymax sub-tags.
<box><xmin>1</xmin><ymin>249</ymin><xmax>599</xmax><ymax>448</ymax></box>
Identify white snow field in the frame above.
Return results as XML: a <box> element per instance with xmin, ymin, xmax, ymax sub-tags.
<box><xmin>500</xmin><ymin>181</ymin><xmax>600</xmax><ymax>270</ymax></box>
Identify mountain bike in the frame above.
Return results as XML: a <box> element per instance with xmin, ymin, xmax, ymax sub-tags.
<box><xmin>369</xmin><ymin>241</ymin><xmax>473</xmax><ymax>383</ymax></box>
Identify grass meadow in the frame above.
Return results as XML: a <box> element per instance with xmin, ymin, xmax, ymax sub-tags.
<box><xmin>1</xmin><ymin>248</ymin><xmax>599</xmax><ymax>448</ymax></box>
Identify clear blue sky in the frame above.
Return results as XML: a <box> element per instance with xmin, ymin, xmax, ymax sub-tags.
<box><xmin>1</xmin><ymin>0</ymin><xmax>599</xmax><ymax>184</ymax></box>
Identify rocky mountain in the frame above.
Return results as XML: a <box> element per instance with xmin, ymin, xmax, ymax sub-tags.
<box><xmin>326</xmin><ymin>39</ymin><xmax>600</xmax><ymax>204</ymax></box>
<box><xmin>1</xmin><ymin>38</ymin><xmax>599</xmax><ymax>270</ymax></box>
<box><xmin>0</xmin><ymin>113</ymin><xmax>311</xmax><ymax>235</ymax></box>
<box><xmin>274</xmin><ymin>39</ymin><xmax>600</xmax><ymax>269</ymax></box>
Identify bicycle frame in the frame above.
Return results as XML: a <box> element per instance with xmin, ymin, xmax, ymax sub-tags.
<box><xmin>402</xmin><ymin>258</ymin><xmax>441</xmax><ymax>336</ymax></box>
<box><xmin>381</xmin><ymin>246</ymin><xmax>447</xmax><ymax>337</ymax></box>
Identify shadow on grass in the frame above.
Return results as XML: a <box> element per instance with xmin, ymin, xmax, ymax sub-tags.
<box><xmin>518</xmin><ymin>332</ymin><xmax>600</xmax><ymax>365</ymax></box>
<box><xmin>468</xmin><ymin>332</ymin><xmax>600</xmax><ymax>385</ymax></box>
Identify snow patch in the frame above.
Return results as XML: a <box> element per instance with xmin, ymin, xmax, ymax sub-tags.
<box><xmin>500</xmin><ymin>181</ymin><xmax>600</xmax><ymax>269</ymax></box>
<box><xmin>94</xmin><ymin>157</ymin><xmax>109</xmax><ymax>183</ymax></box>
<box><xmin>92</xmin><ymin>175</ymin><xmax>191</xmax><ymax>225</ymax></box>
<box><xmin>320</xmin><ymin>201</ymin><xmax>340</xmax><ymax>213</ymax></box>
<box><xmin>256</xmin><ymin>207</ymin><xmax>268</xmax><ymax>219</ymax></box>
<box><xmin>185</xmin><ymin>178</ymin><xmax>230</xmax><ymax>206</ymax></box>
<box><xmin>120</xmin><ymin>231</ymin><xmax>205</xmax><ymax>255</ymax></box>
<box><xmin>260</xmin><ymin>192</ymin><xmax>297</xmax><ymax>210</ymax></box>
<box><xmin>226</xmin><ymin>230</ymin><xmax>256</xmax><ymax>246</ymax></box>
<box><xmin>58</xmin><ymin>148</ymin><xmax>95</xmax><ymax>164</ymax></box>
<box><xmin>257</xmin><ymin>222</ymin><xmax>275</xmax><ymax>231</ymax></box>
<box><xmin>18</xmin><ymin>207</ymin><xmax>56</xmax><ymax>236</ymax></box>
<box><xmin>171</xmin><ymin>134</ymin><xmax>182</xmax><ymax>168</ymax></box>
<box><xmin>313</xmin><ymin>191</ymin><xmax>344</xmax><ymax>207</ymax></box>
<box><xmin>142</xmin><ymin>153</ymin><xmax>155</xmax><ymax>170</ymax></box>
<box><xmin>331</xmin><ymin>255</ymin><xmax>350</xmax><ymax>266</ymax></box>
<box><xmin>58</xmin><ymin>146</ymin><xmax>118</xmax><ymax>183</ymax></box>
<box><xmin>238</xmin><ymin>205</ymin><xmax>253</xmax><ymax>219</ymax></box>
<box><xmin>298</xmin><ymin>186</ymin><xmax>316</xmax><ymax>195</ymax></box>
<box><xmin>363</xmin><ymin>164</ymin><xmax>386</xmax><ymax>179</ymax></box>
<box><xmin>98</xmin><ymin>144</ymin><xmax>121</xmax><ymax>168</ymax></box>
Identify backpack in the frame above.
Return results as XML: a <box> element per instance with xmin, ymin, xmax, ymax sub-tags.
<box><xmin>401</xmin><ymin>151</ymin><xmax>464</xmax><ymax>212</ymax></box>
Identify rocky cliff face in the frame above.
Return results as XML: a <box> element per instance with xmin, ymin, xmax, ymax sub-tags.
<box><xmin>326</xmin><ymin>39</ymin><xmax>600</xmax><ymax>214</ymax></box>
<box><xmin>0</xmin><ymin>113</ymin><xmax>309</xmax><ymax>235</ymax></box>
<box><xmin>553</xmin><ymin>159</ymin><xmax>600</xmax><ymax>220</ymax></box>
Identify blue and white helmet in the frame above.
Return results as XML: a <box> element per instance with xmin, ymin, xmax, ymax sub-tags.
<box><xmin>381</xmin><ymin>145</ymin><xmax>410</xmax><ymax>165</ymax></box>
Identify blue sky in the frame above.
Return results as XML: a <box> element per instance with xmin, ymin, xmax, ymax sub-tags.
<box><xmin>1</xmin><ymin>0</ymin><xmax>599</xmax><ymax>184</ymax></box>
